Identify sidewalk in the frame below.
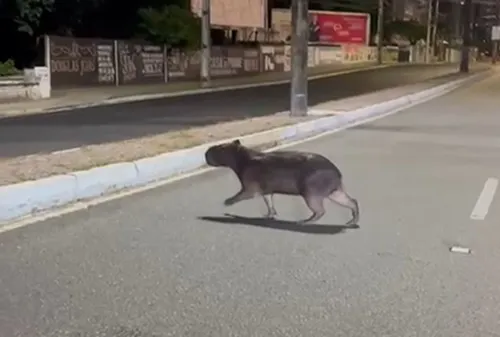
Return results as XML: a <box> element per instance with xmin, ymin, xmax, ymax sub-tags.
<box><xmin>0</xmin><ymin>62</ymin><xmax>390</xmax><ymax>118</ymax></box>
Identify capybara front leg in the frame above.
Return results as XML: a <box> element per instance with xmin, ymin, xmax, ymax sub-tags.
<box><xmin>224</xmin><ymin>188</ymin><xmax>257</xmax><ymax>206</ymax></box>
<box><xmin>298</xmin><ymin>194</ymin><xmax>326</xmax><ymax>224</ymax></box>
<box><xmin>329</xmin><ymin>188</ymin><xmax>359</xmax><ymax>226</ymax></box>
<box><xmin>262</xmin><ymin>194</ymin><xmax>277</xmax><ymax>218</ymax></box>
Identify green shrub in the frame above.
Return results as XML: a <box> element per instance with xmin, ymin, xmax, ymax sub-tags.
<box><xmin>0</xmin><ymin>59</ymin><xmax>21</xmax><ymax>77</ymax></box>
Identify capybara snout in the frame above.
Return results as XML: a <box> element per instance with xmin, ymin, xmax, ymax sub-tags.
<box><xmin>204</xmin><ymin>139</ymin><xmax>359</xmax><ymax>226</ymax></box>
<box><xmin>205</xmin><ymin>139</ymin><xmax>243</xmax><ymax>168</ymax></box>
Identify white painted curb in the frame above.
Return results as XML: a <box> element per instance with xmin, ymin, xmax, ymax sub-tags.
<box><xmin>0</xmin><ymin>71</ymin><xmax>485</xmax><ymax>224</ymax></box>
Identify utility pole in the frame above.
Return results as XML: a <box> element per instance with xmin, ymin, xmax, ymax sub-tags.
<box><xmin>425</xmin><ymin>0</ymin><xmax>433</xmax><ymax>63</ymax></box>
<box><xmin>201</xmin><ymin>0</ymin><xmax>211</xmax><ymax>87</ymax></box>
<box><xmin>460</xmin><ymin>0</ymin><xmax>472</xmax><ymax>72</ymax></box>
<box><xmin>432</xmin><ymin>0</ymin><xmax>440</xmax><ymax>56</ymax></box>
<box><xmin>452</xmin><ymin>0</ymin><xmax>461</xmax><ymax>45</ymax></box>
<box><xmin>290</xmin><ymin>0</ymin><xmax>309</xmax><ymax>117</ymax></box>
<box><xmin>493</xmin><ymin>0</ymin><xmax>500</xmax><ymax>64</ymax></box>
<box><xmin>376</xmin><ymin>0</ymin><xmax>384</xmax><ymax>64</ymax></box>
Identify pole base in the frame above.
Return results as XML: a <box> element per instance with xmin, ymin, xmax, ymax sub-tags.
<box><xmin>200</xmin><ymin>79</ymin><xmax>211</xmax><ymax>88</ymax></box>
<box><xmin>290</xmin><ymin>93</ymin><xmax>308</xmax><ymax>117</ymax></box>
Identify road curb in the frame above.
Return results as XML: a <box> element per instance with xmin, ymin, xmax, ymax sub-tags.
<box><xmin>0</xmin><ymin>70</ymin><xmax>486</xmax><ymax>224</ymax></box>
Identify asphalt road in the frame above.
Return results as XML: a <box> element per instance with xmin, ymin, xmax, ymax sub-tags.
<box><xmin>0</xmin><ymin>63</ymin><xmax>464</xmax><ymax>158</ymax></box>
<box><xmin>1</xmin><ymin>71</ymin><xmax>500</xmax><ymax>337</ymax></box>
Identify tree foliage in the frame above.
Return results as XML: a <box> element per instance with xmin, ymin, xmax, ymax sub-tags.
<box><xmin>1</xmin><ymin>0</ymin><xmax>201</xmax><ymax>67</ymax></box>
<box><xmin>138</xmin><ymin>5</ymin><xmax>201</xmax><ymax>49</ymax></box>
<box><xmin>384</xmin><ymin>20</ymin><xmax>427</xmax><ymax>45</ymax></box>
<box><xmin>14</xmin><ymin>0</ymin><xmax>55</xmax><ymax>36</ymax></box>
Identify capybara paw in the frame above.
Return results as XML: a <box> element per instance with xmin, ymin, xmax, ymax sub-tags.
<box><xmin>345</xmin><ymin>219</ymin><xmax>359</xmax><ymax>228</ymax></box>
<box><xmin>224</xmin><ymin>198</ymin><xmax>233</xmax><ymax>206</ymax></box>
<box><xmin>264</xmin><ymin>210</ymin><xmax>277</xmax><ymax>218</ymax></box>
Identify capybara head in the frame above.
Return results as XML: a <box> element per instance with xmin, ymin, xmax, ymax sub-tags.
<box><xmin>205</xmin><ymin>139</ymin><xmax>249</xmax><ymax>168</ymax></box>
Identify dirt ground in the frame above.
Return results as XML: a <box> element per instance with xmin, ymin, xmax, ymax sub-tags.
<box><xmin>0</xmin><ymin>115</ymin><xmax>317</xmax><ymax>185</ymax></box>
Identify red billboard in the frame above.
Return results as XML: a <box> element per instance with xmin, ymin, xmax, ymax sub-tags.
<box><xmin>309</xmin><ymin>11</ymin><xmax>369</xmax><ymax>44</ymax></box>
<box><xmin>271</xmin><ymin>9</ymin><xmax>370</xmax><ymax>45</ymax></box>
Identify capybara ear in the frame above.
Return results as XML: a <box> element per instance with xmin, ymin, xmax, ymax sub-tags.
<box><xmin>232</xmin><ymin>139</ymin><xmax>241</xmax><ymax>145</ymax></box>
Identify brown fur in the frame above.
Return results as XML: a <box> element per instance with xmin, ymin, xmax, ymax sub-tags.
<box><xmin>205</xmin><ymin>139</ymin><xmax>359</xmax><ymax>225</ymax></box>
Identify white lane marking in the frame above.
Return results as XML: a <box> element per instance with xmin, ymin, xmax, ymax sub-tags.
<box><xmin>0</xmin><ymin>92</ymin><xmax>457</xmax><ymax>235</ymax></box>
<box><xmin>470</xmin><ymin>178</ymin><xmax>498</xmax><ymax>220</ymax></box>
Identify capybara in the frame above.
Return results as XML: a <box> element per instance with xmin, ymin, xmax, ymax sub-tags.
<box><xmin>204</xmin><ymin>139</ymin><xmax>359</xmax><ymax>225</ymax></box>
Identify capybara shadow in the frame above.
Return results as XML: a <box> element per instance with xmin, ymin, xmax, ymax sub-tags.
<box><xmin>198</xmin><ymin>213</ymin><xmax>359</xmax><ymax>235</ymax></box>
<box><xmin>204</xmin><ymin>139</ymin><xmax>359</xmax><ymax>226</ymax></box>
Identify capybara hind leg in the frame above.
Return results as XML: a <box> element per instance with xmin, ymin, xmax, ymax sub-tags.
<box><xmin>262</xmin><ymin>195</ymin><xmax>277</xmax><ymax>218</ymax></box>
<box><xmin>329</xmin><ymin>188</ymin><xmax>359</xmax><ymax>226</ymax></box>
<box><xmin>298</xmin><ymin>195</ymin><xmax>326</xmax><ymax>224</ymax></box>
<box><xmin>270</xmin><ymin>194</ymin><xmax>277</xmax><ymax>214</ymax></box>
<box><xmin>224</xmin><ymin>188</ymin><xmax>257</xmax><ymax>206</ymax></box>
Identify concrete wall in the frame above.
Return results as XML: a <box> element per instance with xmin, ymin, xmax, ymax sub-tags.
<box><xmin>0</xmin><ymin>43</ymin><xmax>463</xmax><ymax>103</ymax></box>
<box><xmin>0</xmin><ymin>67</ymin><xmax>50</xmax><ymax>102</ymax></box>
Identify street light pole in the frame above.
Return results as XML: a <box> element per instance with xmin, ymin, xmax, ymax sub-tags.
<box><xmin>376</xmin><ymin>0</ymin><xmax>384</xmax><ymax>64</ymax></box>
<box><xmin>493</xmin><ymin>0</ymin><xmax>500</xmax><ymax>64</ymax></box>
<box><xmin>425</xmin><ymin>0</ymin><xmax>433</xmax><ymax>63</ymax></box>
<box><xmin>460</xmin><ymin>0</ymin><xmax>472</xmax><ymax>72</ymax></box>
<box><xmin>201</xmin><ymin>0</ymin><xmax>211</xmax><ymax>87</ymax></box>
<box><xmin>290</xmin><ymin>0</ymin><xmax>309</xmax><ymax>117</ymax></box>
<box><xmin>452</xmin><ymin>0</ymin><xmax>461</xmax><ymax>46</ymax></box>
<box><xmin>432</xmin><ymin>0</ymin><xmax>440</xmax><ymax>56</ymax></box>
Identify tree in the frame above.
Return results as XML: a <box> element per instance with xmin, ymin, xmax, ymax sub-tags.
<box><xmin>14</xmin><ymin>0</ymin><xmax>55</xmax><ymax>36</ymax></box>
<box><xmin>384</xmin><ymin>20</ymin><xmax>427</xmax><ymax>45</ymax></box>
<box><xmin>0</xmin><ymin>0</ymin><xmax>56</xmax><ymax>67</ymax></box>
<box><xmin>137</xmin><ymin>5</ymin><xmax>201</xmax><ymax>49</ymax></box>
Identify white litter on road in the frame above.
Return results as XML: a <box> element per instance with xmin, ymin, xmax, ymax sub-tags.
<box><xmin>450</xmin><ymin>246</ymin><xmax>472</xmax><ymax>254</ymax></box>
